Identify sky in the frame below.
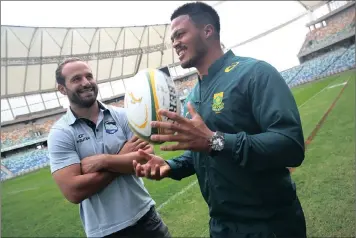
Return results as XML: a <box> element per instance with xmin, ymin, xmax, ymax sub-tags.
<box><xmin>1</xmin><ymin>1</ymin><xmax>314</xmax><ymax>71</ymax></box>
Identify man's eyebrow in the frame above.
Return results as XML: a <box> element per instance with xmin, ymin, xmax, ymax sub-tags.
<box><xmin>70</xmin><ymin>72</ymin><xmax>92</xmax><ymax>80</ymax></box>
<box><xmin>70</xmin><ymin>74</ymin><xmax>81</xmax><ymax>80</ymax></box>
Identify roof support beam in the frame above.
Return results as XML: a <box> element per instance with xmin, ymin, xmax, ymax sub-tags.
<box><xmin>297</xmin><ymin>0</ymin><xmax>311</xmax><ymax>11</ymax></box>
<box><xmin>109</xmin><ymin>28</ymin><xmax>124</xmax><ymax>79</ymax></box>
<box><xmin>2</xmin><ymin>43</ymin><xmax>171</xmax><ymax>66</ymax></box>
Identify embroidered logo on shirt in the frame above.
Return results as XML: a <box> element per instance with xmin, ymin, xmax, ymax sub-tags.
<box><xmin>212</xmin><ymin>92</ymin><xmax>224</xmax><ymax>113</ymax></box>
<box><xmin>77</xmin><ymin>134</ymin><xmax>90</xmax><ymax>143</ymax></box>
<box><xmin>104</xmin><ymin>121</ymin><xmax>118</xmax><ymax>134</ymax></box>
<box><xmin>224</xmin><ymin>62</ymin><xmax>239</xmax><ymax>73</ymax></box>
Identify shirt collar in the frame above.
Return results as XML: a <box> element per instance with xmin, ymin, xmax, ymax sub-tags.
<box><xmin>201</xmin><ymin>50</ymin><xmax>235</xmax><ymax>79</ymax></box>
<box><xmin>67</xmin><ymin>100</ymin><xmax>109</xmax><ymax>125</ymax></box>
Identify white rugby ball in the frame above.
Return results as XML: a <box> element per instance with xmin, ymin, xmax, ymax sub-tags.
<box><xmin>124</xmin><ymin>68</ymin><xmax>181</xmax><ymax>144</ymax></box>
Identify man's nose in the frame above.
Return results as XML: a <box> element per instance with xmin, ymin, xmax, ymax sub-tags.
<box><xmin>81</xmin><ymin>76</ymin><xmax>91</xmax><ymax>86</ymax></box>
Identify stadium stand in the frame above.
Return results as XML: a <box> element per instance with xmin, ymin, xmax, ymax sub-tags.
<box><xmin>1</xmin><ymin>148</ymin><xmax>49</xmax><ymax>177</ymax></box>
<box><xmin>289</xmin><ymin>46</ymin><xmax>348</xmax><ymax>85</ymax></box>
<box><xmin>1</xmin><ymin>1</ymin><xmax>355</xmax><ymax>181</ymax></box>
<box><xmin>1</xmin><ymin>118</ymin><xmax>56</xmax><ymax>149</ymax></box>
<box><xmin>298</xmin><ymin>1</ymin><xmax>355</xmax><ymax>61</ymax></box>
<box><xmin>174</xmin><ymin>73</ymin><xmax>199</xmax><ymax>98</ymax></box>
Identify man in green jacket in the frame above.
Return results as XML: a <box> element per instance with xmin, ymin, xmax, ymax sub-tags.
<box><xmin>133</xmin><ymin>2</ymin><xmax>306</xmax><ymax>238</ymax></box>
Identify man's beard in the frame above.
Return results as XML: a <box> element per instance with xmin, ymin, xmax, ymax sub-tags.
<box><xmin>67</xmin><ymin>85</ymin><xmax>98</xmax><ymax>108</ymax></box>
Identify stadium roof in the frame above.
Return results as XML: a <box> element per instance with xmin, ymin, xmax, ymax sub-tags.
<box><xmin>1</xmin><ymin>24</ymin><xmax>179</xmax><ymax>99</ymax></box>
<box><xmin>297</xmin><ymin>1</ymin><xmax>328</xmax><ymax>11</ymax></box>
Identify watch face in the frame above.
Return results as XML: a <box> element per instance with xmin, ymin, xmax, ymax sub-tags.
<box><xmin>212</xmin><ymin>134</ymin><xmax>224</xmax><ymax>151</ymax></box>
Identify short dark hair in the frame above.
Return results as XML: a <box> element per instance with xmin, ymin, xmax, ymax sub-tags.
<box><xmin>171</xmin><ymin>2</ymin><xmax>220</xmax><ymax>38</ymax></box>
<box><xmin>55</xmin><ymin>57</ymin><xmax>82</xmax><ymax>85</ymax></box>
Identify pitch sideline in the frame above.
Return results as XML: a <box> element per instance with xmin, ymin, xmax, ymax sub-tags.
<box><xmin>304</xmin><ymin>77</ymin><xmax>350</xmax><ymax>147</ymax></box>
<box><xmin>157</xmin><ymin>179</ymin><xmax>198</xmax><ymax>211</ymax></box>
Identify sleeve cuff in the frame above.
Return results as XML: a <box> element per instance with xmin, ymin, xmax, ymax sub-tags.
<box><xmin>221</xmin><ymin>132</ymin><xmax>247</xmax><ymax>166</ymax></box>
<box><xmin>165</xmin><ymin>159</ymin><xmax>181</xmax><ymax>180</ymax></box>
<box><xmin>223</xmin><ymin>133</ymin><xmax>237</xmax><ymax>154</ymax></box>
<box><xmin>166</xmin><ymin>159</ymin><xmax>177</xmax><ymax>169</ymax></box>
<box><xmin>50</xmin><ymin>159</ymin><xmax>81</xmax><ymax>174</ymax></box>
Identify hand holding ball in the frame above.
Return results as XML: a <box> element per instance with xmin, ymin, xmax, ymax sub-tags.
<box><xmin>124</xmin><ymin>69</ymin><xmax>181</xmax><ymax>144</ymax></box>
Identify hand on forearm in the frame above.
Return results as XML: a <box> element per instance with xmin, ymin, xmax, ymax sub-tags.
<box><xmin>104</xmin><ymin>153</ymin><xmax>141</xmax><ymax>174</ymax></box>
<box><xmin>118</xmin><ymin>135</ymin><xmax>153</xmax><ymax>155</ymax></box>
<box><xmin>81</xmin><ymin>146</ymin><xmax>156</xmax><ymax>175</ymax></box>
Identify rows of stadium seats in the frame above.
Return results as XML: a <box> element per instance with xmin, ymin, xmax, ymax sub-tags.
<box><xmin>1</xmin><ymin>148</ymin><xmax>49</xmax><ymax>177</ymax></box>
<box><xmin>304</xmin><ymin>23</ymin><xmax>355</xmax><ymax>54</ymax></box>
<box><xmin>174</xmin><ymin>74</ymin><xmax>199</xmax><ymax>97</ymax></box>
<box><xmin>1</xmin><ymin>128</ymin><xmax>40</xmax><ymax>148</ymax></box>
<box><xmin>299</xmin><ymin>6</ymin><xmax>355</xmax><ymax>54</ymax></box>
<box><xmin>280</xmin><ymin>66</ymin><xmax>304</xmax><ymax>84</ymax></box>
<box><xmin>327</xmin><ymin>44</ymin><xmax>356</xmax><ymax>72</ymax></box>
<box><xmin>291</xmin><ymin>47</ymin><xmax>347</xmax><ymax>83</ymax></box>
<box><xmin>1</xmin><ymin>119</ymin><xmax>56</xmax><ymax>149</ymax></box>
<box><xmin>288</xmin><ymin>44</ymin><xmax>355</xmax><ymax>87</ymax></box>
<box><xmin>1</xmin><ymin>170</ymin><xmax>9</xmax><ymax>180</ymax></box>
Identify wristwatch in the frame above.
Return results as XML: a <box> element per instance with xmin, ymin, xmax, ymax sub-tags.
<box><xmin>209</xmin><ymin>131</ymin><xmax>225</xmax><ymax>152</ymax></box>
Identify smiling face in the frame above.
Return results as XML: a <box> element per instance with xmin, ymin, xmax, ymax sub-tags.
<box><xmin>170</xmin><ymin>15</ymin><xmax>209</xmax><ymax>69</ymax></box>
<box><xmin>58</xmin><ymin>61</ymin><xmax>98</xmax><ymax>108</ymax></box>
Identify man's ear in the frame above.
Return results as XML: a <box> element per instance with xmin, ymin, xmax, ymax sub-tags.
<box><xmin>203</xmin><ymin>24</ymin><xmax>214</xmax><ymax>39</ymax></box>
<box><xmin>58</xmin><ymin>84</ymin><xmax>67</xmax><ymax>95</ymax></box>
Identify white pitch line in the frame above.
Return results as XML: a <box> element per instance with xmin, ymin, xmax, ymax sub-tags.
<box><xmin>298</xmin><ymin>78</ymin><xmax>348</xmax><ymax>109</ymax></box>
<box><xmin>327</xmin><ymin>82</ymin><xmax>347</xmax><ymax>89</ymax></box>
<box><xmin>7</xmin><ymin>186</ymin><xmax>39</xmax><ymax>195</ymax></box>
<box><xmin>157</xmin><ymin>179</ymin><xmax>198</xmax><ymax>211</ymax></box>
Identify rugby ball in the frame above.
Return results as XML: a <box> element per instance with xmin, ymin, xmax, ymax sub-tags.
<box><xmin>124</xmin><ymin>68</ymin><xmax>181</xmax><ymax>144</ymax></box>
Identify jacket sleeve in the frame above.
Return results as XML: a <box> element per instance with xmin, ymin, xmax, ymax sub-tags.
<box><xmin>221</xmin><ymin>61</ymin><xmax>305</xmax><ymax>171</ymax></box>
<box><xmin>165</xmin><ymin>150</ymin><xmax>195</xmax><ymax>180</ymax></box>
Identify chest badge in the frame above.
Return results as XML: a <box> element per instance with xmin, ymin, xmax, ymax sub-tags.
<box><xmin>212</xmin><ymin>92</ymin><xmax>224</xmax><ymax>113</ymax></box>
<box><xmin>104</xmin><ymin>121</ymin><xmax>118</xmax><ymax>134</ymax></box>
<box><xmin>224</xmin><ymin>61</ymin><xmax>239</xmax><ymax>73</ymax></box>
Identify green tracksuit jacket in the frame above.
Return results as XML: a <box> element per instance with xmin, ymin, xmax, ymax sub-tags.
<box><xmin>166</xmin><ymin>50</ymin><xmax>306</xmax><ymax>237</ymax></box>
